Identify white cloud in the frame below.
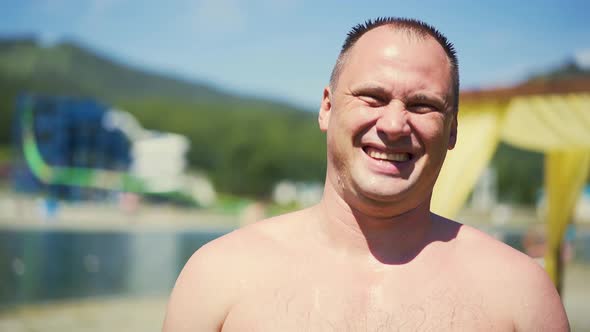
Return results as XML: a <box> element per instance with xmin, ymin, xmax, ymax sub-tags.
<box><xmin>574</xmin><ymin>49</ymin><xmax>590</xmax><ymax>69</ymax></box>
<box><xmin>35</xmin><ymin>0</ymin><xmax>71</xmax><ymax>15</ymax></box>
<box><xmin>39</xmin><ymin>31</ymin><xmax>60</xmax><ymax>47</ymax></box>
<box><xmin>260</xmin><ymin>0</ymin><xmax>299</xmax><ymax>12</ymax></box>
<box><xmin>180</xmin><ymin>0</ymin><xmax>302</xmax><ymax>39</ymax></box>
<box><xmin>76</xmin><ymin>0</ymin><xmax>127</xmax><ymax>31</ymax></box>
<box><xmin>87</xmin><ymin>0</ymin><xmax>122</xmax><ymax>16</ymax></box>
<box><xmin>183</xmin><ymin>0</ymin><xmax>247</xmax><ymax>38</ymax></box>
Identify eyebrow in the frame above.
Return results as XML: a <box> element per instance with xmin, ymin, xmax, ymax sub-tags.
<box><xmin>349</xmin><ymin>83</ymin><xmax>391</xmax><ymax>95</ymax></box>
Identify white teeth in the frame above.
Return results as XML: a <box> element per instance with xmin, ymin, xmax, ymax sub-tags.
<box><xmin>367</xmin><ymin>149</ymin><xmax>410</xmax><ymax>162</ymax></box>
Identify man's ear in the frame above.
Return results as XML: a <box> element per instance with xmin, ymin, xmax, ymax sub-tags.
<box><xmin>318</xmin><ymin>86</ymin><xmax>332</xmax><ymax>132</ymax></box>
<box><xmin>448</xmin><ymin>114</ymin><xmax>458</xmax><ymax>150</ymax></box>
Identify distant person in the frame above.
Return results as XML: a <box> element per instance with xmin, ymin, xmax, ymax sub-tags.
<box><xmin>163</xmin><ymin>17</ymin><xmax>569</xmax><ymax>331</ymax></box>
<box><xmin>523</xmin><ymin>223</ymin><xmax>574</xmax><ymax>267</ymax></box>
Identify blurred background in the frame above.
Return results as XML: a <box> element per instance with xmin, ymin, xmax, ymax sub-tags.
<box><xmin>0</xmin><ymin>0</ymin><xmax>589</xmax><ymax>331</ymax></box>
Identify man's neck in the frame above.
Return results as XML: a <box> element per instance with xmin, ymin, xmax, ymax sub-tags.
<box><xmin>313</xmin><ymin>181</ymin><xmax>436</xmax><ymax>265</ymax></box>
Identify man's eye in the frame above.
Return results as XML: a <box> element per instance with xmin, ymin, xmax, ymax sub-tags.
<box><xmin>408</xmin><ymin>104</ymin><xmax>436</xmax><ymax>113</ymax></box>
<box><xmin>358</xmin><ymin>95</ymin><xmax>386</xmax><ymax>106</ymax></box>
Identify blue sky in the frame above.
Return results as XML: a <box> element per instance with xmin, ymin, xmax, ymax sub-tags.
<box><xmin>2</xmin><ymin>0</ymin><xmax>589</xmax><ymax>109</ymax></box>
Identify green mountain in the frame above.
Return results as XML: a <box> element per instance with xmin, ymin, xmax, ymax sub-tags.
<box><xmin>5</xmin><ymin>37</ymin><xmax>583</xmax><ymax>201</ymax></box>
<box><xmin>0</xmin><ymin>36</ymin><xmax>308</xmax><ymax>107</ymax></box>
<box><xmin>0</xmin><ymin>37</ymin><xmax>326</xmax><ymax>197</ymax></box>
<box><xmin>527</xmin><ymin>58</ymin><xmax>590</xmax><ymax>82</ymax></box>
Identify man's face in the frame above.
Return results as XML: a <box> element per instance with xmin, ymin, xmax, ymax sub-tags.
<box><xmin>319</xmin><ymin>26</ymin><xmax>457</xmax><ymax>212</ymax></box>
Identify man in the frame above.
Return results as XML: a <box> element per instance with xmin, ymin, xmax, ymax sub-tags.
<box><xmin>163</xmin><ymin>17</ymin><xmax>569</xmax><ymax>331</ymax></box>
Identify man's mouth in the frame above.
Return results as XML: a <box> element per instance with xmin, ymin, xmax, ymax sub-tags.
<box><xmin>363</xmin><ymin>146</ymin><xmax>411</xmax><ymax>162</ymax></box>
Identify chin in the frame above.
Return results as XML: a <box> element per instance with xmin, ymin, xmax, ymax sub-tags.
<box><xmin>353</xmin><ymin>181</ymin><xmax>412</xmax><ymax>203</ymax></box>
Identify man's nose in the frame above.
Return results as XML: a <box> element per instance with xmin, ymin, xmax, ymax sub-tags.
<box><xmin>375</xmin><ymin>101</ymin><xmax>411</xmax><ymax>140</ymax></box>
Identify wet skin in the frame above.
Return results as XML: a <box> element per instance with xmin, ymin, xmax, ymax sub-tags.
<box><xmin>163</xmin><ymin>26</ymin><xmax>569</xmax><ymax>332</ymax></box>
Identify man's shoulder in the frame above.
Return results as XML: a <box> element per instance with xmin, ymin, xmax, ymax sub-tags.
<box><xmin>451</xmin><ymin>222</ymin><xmax>568</xmax><ymax>330</ymax></box>
<box><xmin>189</xmin><ymin>207</ymin><xmax>312</xmax><ymax>271</ymax></box>
<box><xmin>176</xmin><ymin>208</ymin><xmax>311</xmax><ymax>295</ymax></box>
<box><xmin>163</xmin><ymin>209</ymin><xmax>310</xmax><ymax>331</ymax></box>
<box><xmin>454</xmin><ymin>223</ymin><xmax>544</xmax><ymax>275</ymax></box>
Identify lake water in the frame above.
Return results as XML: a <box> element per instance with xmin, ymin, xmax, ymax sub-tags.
<box><xmin>0</xmin><ymin>228</ymin><xmax>229</xmax><ymax>309</ymax></box>
<box><xmin>1</xmin><ymin>225</ymin><xmax>589</xmax><ymax>309</ymax></box>
<box><xmin>0</xmin><ymin>224</ymin><xmax>590</xmax><ymax>331</ymax></box>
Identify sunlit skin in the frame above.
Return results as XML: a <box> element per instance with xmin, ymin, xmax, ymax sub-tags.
<box><xmin>319</xmin><ymin>26</ymin><xmax>457</xmax><ymax>220</ymax></box>
<box><xmin>163</xmin><ymin>26</ymin><xmax>569</xmax><ymax>332</ymax></box>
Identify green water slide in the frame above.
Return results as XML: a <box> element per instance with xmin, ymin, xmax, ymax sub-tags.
<box><xmin>20</xmin><ymin>97</ymin><xmax>196</xmax><ymax>204</ymax></box>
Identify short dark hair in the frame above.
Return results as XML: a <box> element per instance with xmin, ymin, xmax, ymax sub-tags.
<box><xmin>329</xmin><ymin>17</ymin><xmax>460</xmax><ymax>112</ymax></box>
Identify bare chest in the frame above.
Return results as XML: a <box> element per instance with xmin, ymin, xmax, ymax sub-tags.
<box><xmin>221</xmin><ymin>276</ymin><xmax>508</xmax><ymax>332</ymax></box>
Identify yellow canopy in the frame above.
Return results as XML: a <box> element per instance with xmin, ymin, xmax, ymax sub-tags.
<box><xmin>432</xmin><ymin>93</ymin><xmax>590</xmax><ymax>290</ymax></box>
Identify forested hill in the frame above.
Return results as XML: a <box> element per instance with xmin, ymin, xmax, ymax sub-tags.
<box><xmin>528</xmin><ymin>59</ymin><xmax>590</xmax><ymax>82</ymax></box>
<box><xmin>0</xmin><ymin>37</ymin><xmax>311</xmax><ymax>108</ymax></box>
<box><xmin>1</xmin><ymin>37</ymin><xmax>587</xmax><ymax>200</ymax></box>
<box><xmin>0</xmin><ymin>37</ymin><xmax>326</xmax><ymax>197</ymax></box>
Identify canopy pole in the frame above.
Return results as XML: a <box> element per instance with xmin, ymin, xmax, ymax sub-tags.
<box><xmin>543</xmin><ymin>150</ymin><xmax>590</xmax><ymax>293</ymax></box>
